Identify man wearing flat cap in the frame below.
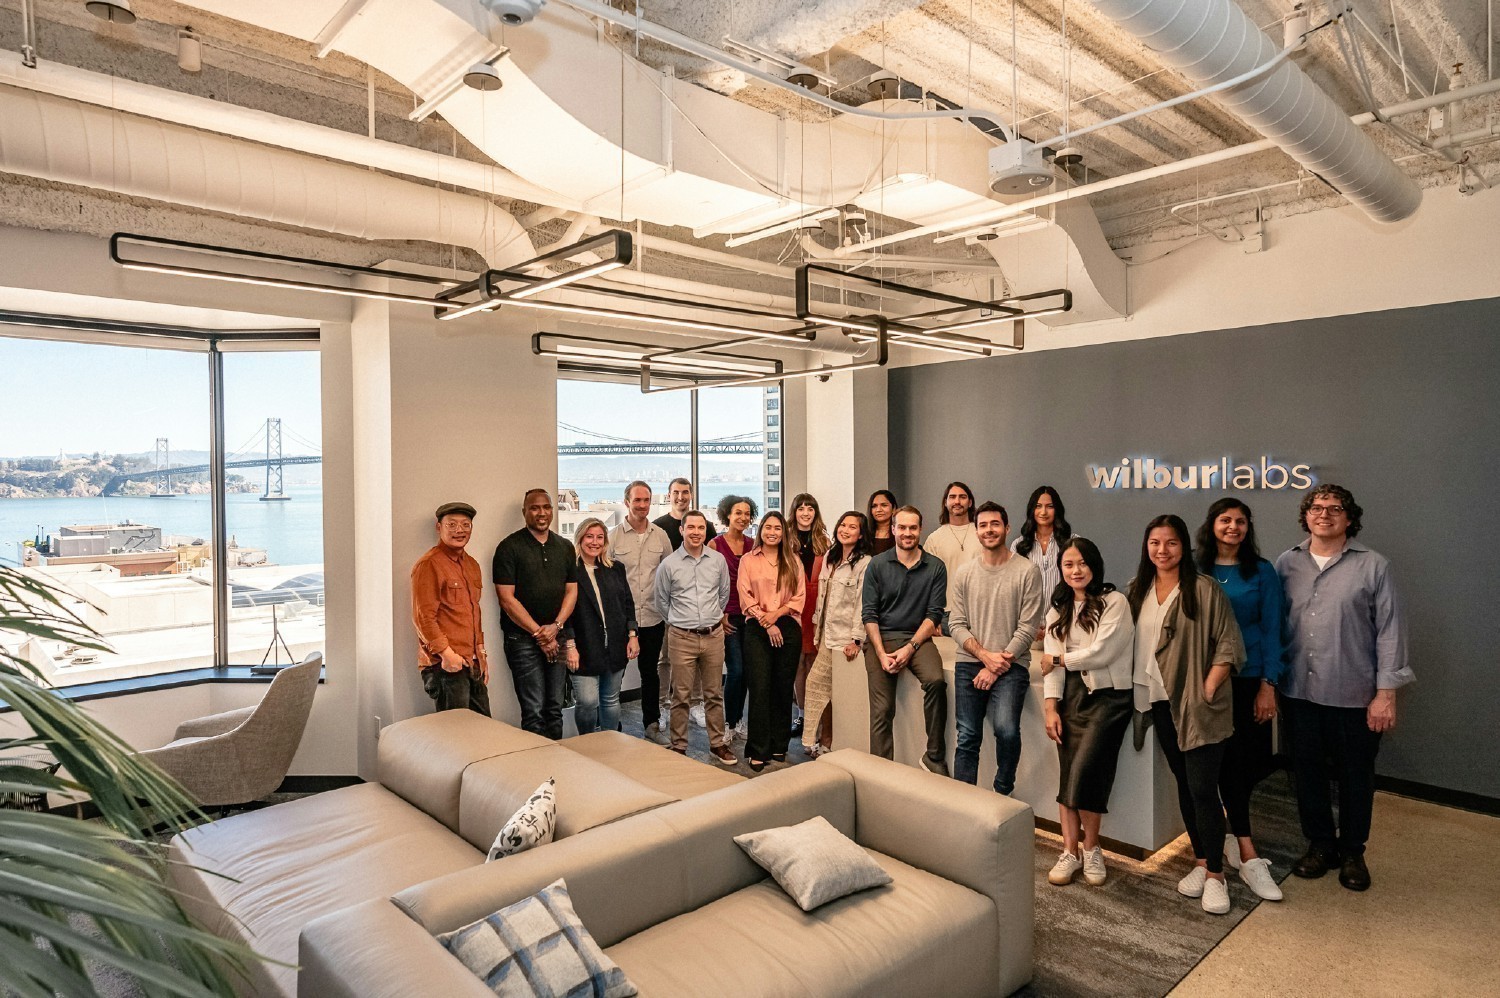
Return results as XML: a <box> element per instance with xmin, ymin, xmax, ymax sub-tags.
<box><xmin>411</xmin><ymin>501</ymin><xmax>491</xmax><ymax>715</ymax></box>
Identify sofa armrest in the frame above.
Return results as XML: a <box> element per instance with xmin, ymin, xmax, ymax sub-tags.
<box><xmin>173</xmin><ymin>705</ymin><xmax>256</xmax><ymax>740</ymax></box>
<box><xmin>817</xmin><ymin>750</ymin><xmax>1034</xmax><ymax>995</ymax></box>
<box><xmin>299</xmin><ymin>898</ymin><xmax>496</xmax><ymax>998</ymax></box>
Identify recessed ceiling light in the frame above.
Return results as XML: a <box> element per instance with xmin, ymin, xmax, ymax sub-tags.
<box><xmin>462</xmin><ymin>63</ymin><xmax>503</xmax><ymax>92</ymax></box>
<box><xmin>84</xmin><ymin>0</ymin><xmax>136</xmax><ymax>24</ymax></box>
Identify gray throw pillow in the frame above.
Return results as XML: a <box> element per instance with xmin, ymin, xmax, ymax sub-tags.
<box><xmin>733</xmin><ymin>815</ymin><xmax>893</xmax><ymax>912</ymax></box>
<box><xmin>435</xmin><ymin>878</ymin><xmax>637</xmax><ymax>997</ymax></box>
<box><xmin>487</xmin><ymin>778</ymin><xmax>556</xmax><ymax>862</ymax></box>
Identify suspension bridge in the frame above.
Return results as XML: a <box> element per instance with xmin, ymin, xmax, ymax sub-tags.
<box><xmin>557</xmin><ymin>422</ymin><xmax>764</xmax><ymax>456</ymax></box>
<box><xmin>101</xmin><ymin>418</ymin><xmax>322</xmax><ymax>498</ymax></box>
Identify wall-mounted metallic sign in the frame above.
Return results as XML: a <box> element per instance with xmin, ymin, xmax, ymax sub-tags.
<box><xmin>1088</xmin><ymin>456</ymin><xmax>1314</xmax><ymax>491</ymax></box>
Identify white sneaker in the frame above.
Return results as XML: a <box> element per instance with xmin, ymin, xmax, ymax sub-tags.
<box><xmin>1223</xmin><ymin>834</ymin><xmax>1243</xmax><ymax>872</ymax></box>
<box><xmin>1177</xmin><ymin>865</ymin><xmax>1207</xmax><ymax>898</ymax></box>
<box><xmin>689</xmin><ymin>704</ymin><xmax>707</xmax><ymax>728</ymax></box>
<box><xmin>1201</xmin><ymin>876</ymin><xmax>1231</xmax><ymax>915</ymax></box>
<box><xmin>1048</xmin><ymin>851</ymin><xmax>1083</xmax><ymax>886</ymax></box>
<box><xmin>1238</xmin><ymin>857</ymin><xmax>1283</xmax><ymax>901</ymax></box>
<box><xmin>1082</xmin><ymin>846</ymin><xmax>1107</xmax><ymax>886</ymax></box>
<box><xmin>733</xmin><ymin>717</ymin><xmax>747</xmax><ymax>739</ymax></box>
<box><xmin>643</xmin><ymin>721</ymin><xmax>669</xmax><ymax>746</ymax></box>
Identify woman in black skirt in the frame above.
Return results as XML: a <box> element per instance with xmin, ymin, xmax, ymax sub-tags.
<box><xmin>1041</xmin><ymin>537</ymin><xmax>1135</xmax><ymax>888</ymax></box>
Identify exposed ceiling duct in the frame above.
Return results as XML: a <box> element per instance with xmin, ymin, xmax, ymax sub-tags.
<box><xmin>1089</xmin><ymin>0</ymin><xmax>1422</xmax><ymax>223</ymax></box>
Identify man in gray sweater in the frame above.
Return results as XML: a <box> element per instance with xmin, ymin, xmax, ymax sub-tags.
<box><xmin>949</xmin><ymin>501</ymin><xmax>1045</xmax><ymax>794</ymax></box>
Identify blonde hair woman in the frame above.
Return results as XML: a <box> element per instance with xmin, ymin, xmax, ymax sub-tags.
<box><xmin>567</xmin><ymin>517</ymin><xmax>638</xmax><ymax>734</ymax></box>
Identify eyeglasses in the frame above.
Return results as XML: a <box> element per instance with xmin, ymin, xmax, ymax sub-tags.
<box><xmin>1307</xmin><ymin>505</ymin><xmax>1346</xmax><ymax>518</ymax></box>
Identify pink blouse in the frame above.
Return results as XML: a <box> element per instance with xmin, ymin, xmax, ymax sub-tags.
<box><xmin>737</xmin><ymin>547</ymin><xmax>806</xmax><ymax>622</ymax></box>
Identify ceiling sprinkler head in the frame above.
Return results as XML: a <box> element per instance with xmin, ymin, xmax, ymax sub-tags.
<box><xmin>84</xmin><ymin>0</ymin><xmax>136</xmax><ymax>24</ymax></box>
<box><xmin>866</xmin><ymin>71</ymin><xmax>901</xmax><ymax>102</ymax></box>
<box><xmin>463</xmin><ymin>62</ymin><xmax>504</xmax><ymax>92</ymax></box>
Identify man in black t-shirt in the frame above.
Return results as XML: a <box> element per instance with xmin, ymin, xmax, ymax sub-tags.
<box><xmin>493</xmin><ymin>488</ymin><xmax>578</xmax><ymax>739</ymax></box>
<box><xmin>653</xmin><ymin>477</ymin><xmax>718</xmax><ymax>549</ymax></box>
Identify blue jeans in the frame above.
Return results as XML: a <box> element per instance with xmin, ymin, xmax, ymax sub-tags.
<box><xmin>504</xmin><ymin>633</ymin><xmax>565</xmax><ymax>740</ymax></box>
<box><xmin>723</xmin><ymin>615</ymin><xmax>747</xmax><ymax>727</ymax></box>
<box><xmin>954</xmin><ymin>660</ymin><xmax>1029</xmax><ymax>794</ymax></box>
<box><xmin>571</xmin><ymin>669</ymin><xmax>622</xmax><ymax>735</ymax></box>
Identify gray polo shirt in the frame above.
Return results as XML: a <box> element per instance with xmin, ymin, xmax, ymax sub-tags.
<box><xmin>1275</xmin><ymin>538</ymin><xmax>1413</xmax><ymax>708</ymax></box>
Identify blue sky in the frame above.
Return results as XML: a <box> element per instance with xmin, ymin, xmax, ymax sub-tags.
<box><xmin>0</xmin><ymin>338</ymin><xmax>322</xmax><ymax>458</ymax></box>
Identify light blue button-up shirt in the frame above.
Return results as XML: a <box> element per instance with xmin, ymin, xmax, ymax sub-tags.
<box><xmin>1275</xmin><ymin>538</ymin><xmax>1413</xmax><ymax>708</ymax></box>
<box><xmin>653</xmin><ymin>545</ymin><xmax>731</xmax><ymax>630</ymax></box>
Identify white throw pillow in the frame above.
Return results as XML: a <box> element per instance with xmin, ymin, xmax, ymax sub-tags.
<box><xmin>435</xmin><ymin>878</ymin><xmax>637</xmax><ymax>997</ymax></box>
<box><xmin>733</xmin><ymin>815</ymin><xmax>893</xmax><ymax>911</ymax></box>
<box><xmin>487</xmin><ymin>778</ymin><xmax>556</xmax><ymax>862</ymax></box>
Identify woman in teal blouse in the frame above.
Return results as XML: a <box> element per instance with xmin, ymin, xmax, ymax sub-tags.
<box><xmin>1196</xmin><ymin>498</ymin><xmax>1285</xmax><ymax>901</ymax></box>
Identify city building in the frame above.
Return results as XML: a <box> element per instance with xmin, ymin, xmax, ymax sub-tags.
<box><xmin>1</xmin><ymin>1</ymin><xmax>1497</xmax><ymax>994</ymax></box>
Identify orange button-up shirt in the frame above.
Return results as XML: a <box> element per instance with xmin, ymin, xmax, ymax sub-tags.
<box><xmin>411</xmin><ymin>544</ymin><xmax>485</xmax><ymax>669</ymax></box>
<box><xmin>737</xmin><ymin>547</ymin><xmax>806</xmax><ymax>622</ymax></box>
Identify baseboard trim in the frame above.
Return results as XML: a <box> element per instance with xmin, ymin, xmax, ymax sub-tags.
<box><xmin>1032</xmin><ymin>816</ymin><xmax>1153</xmax><ymax>861</ymax></box>
<box><xmin>1375</xmin><ymin>775</ymin><xmax>1500</xmax><ymax>816</ymax></box>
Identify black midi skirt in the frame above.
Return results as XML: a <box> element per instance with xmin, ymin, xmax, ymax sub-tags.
<box><xmin>1056</xmin><ymin>670</ymin><xmax>1134</xmax><ymax>813</ymax></box>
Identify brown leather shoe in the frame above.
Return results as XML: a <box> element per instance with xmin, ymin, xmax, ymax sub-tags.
<box><xmin>1338</xmin><ymin>854</ymin><xmax>1371</xmax><ymax>891</ymax></box>
<box><xmin>710</xmin><ymin>745</ymin><xmax>738</xmax><ymax>766</ymax></box>
<box><xmin>1292</xmin><ymin>845</ymin><xmax>1337</xmax><ymax>879</ymax></box>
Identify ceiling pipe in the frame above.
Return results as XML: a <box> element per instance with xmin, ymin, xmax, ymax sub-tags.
<box><xmin>0</xmin><ymin>88</ymin><xmax>536</xmax><ymax>268</ymax></box>
<box><xmin>829</xmin><ymin>77</ymin><xmax>1500</xmax><ymax>257</ymax></box>
<box><xmin>0</xmin><ymin>50</ymin><xmax>580</xmax><ymax>212</ymax></box>
<box><xmin>1088</xmin><ymin>0</ymin><xmax>1419</xmax><ymax>223</ymax></box>
<box><xmin>797</xmin><ymin>234</ymin><xmax>1002</xmax><ymax>274</ymax></box>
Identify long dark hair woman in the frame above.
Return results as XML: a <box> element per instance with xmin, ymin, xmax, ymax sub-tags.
<box><xmin>1040</xmin><ymin>537</ymin><xmax>1134</xmax><ymax>889</ymax></box>
<box><xmin>866</xmin><ymin>489</ymin><xmax>898</xmax><ymax>555</ymax></box>
<box><xmin>1194</xmin><ymin>498</ymin><xmax>1285</xmax><ymax>902</ymax></box>
<box><xmin>790</xmin><ymin>493</ymin><xmax>831</xmax><ymax>743</ymax></box>
<box><xmin>1127</xmin><ymin>514</ymin><xmax>1245</xmax><ymax>916</ymax></box>
<box><xmin>803</xmin><ymin>511</ymin><xmax>873</xmax><ymax>758</ymax></box>
<box><xmin>1012</xmin><ymin>486</ymin><xmax>1073</xmax><ymax>601</ymax></box>
<box><xmin>736</xmin><ymin>511</ymin><xmax>806</xmax><ymax>771</ymax></box>
<box><xmin>711</xmin><ymin>494</ymin><xmax>758</xmax><ymax>740</ymax></box>
<box><xmin>565</xmin><ymin>518</ymin><xmax>637</xmax><ymax>735</ymax></box>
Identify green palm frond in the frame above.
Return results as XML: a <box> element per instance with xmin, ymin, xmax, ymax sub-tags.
<box><xmin>1</xmin><ymin>564</ymin><xmax>266</xmax><ymax>996</ymax></box>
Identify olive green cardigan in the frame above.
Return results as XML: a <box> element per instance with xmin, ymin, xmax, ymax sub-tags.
<box><xmin>1142</xmin><ymin>576</ymin><xmax>1246</xmax><ymax>752</ymax></box>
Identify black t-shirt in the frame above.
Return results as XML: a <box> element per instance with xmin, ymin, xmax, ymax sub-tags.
<box><xmin>492</xmin><ymin>528</ymin><xmax>579</xmax><ymax>637</ymax></box>
<box><xmin>653</xmin><ymin>512</ymin><xmax>718</xmax><ymax>551</ymax></box>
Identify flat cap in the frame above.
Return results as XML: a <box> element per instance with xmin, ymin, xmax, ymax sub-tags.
<box><xmin>435</xmin><ymin>501</ymin><xmax>477</xmax><ymax>521</ymax></box>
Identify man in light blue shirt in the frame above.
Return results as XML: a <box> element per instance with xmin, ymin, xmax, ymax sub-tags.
<box><xmin>653</xmin><ymin>511</ymin><xmax>736</xmax><ymax>765</ymax></box>
<box><xmin>1277</xmin><ymin>483</ymin><xmax>1412</xmax><ymax>892</ymax></box>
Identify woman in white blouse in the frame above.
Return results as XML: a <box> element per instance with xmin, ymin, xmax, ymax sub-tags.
<box><xmin>802</xmin><ymin>511</ymin><xmax>873</xmax><ymax>758</ymax></box>
<box><xmin>1041</xmin><ymin>537</ymin><xmax>1135</xmax><ymax>889</ymax></box>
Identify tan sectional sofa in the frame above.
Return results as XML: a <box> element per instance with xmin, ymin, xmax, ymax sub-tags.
<box><xmin>299</xmin><ymin>750</ymin><xmax>1036</xmax><ymax>998</ymax></box>
<box><xmin>167</xmin><ymin>711</ymin><xmax>740</xmax><ymax>998</ymax></box>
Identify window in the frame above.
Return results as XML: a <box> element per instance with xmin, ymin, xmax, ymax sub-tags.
<box><xmin>768</xmin><ymin>431</ymin><xmax>780</xmax><ymax>443</ymax></box>
<box><xmin>1</xmin><ymin>332</ymin><xmax>321</xmax><ymax>687</ymax></box>
<box><xmin>766</xmin><ymin>415</ymin><xmax>780</xmax><ymax>427</ymax></box>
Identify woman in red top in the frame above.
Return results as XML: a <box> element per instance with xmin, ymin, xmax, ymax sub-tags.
<box><xmin>790</xmin><ymin>493</ymin><xmax>830</xmax><ymax>741</ymax></box>
<box><xmin>737</xmin><ymin>511</ymin><xmax>806</xmax><ymax>771</ymax></box>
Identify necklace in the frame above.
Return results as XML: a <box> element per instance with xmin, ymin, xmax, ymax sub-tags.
<box><xmin>1213</xmin><ymin>565</ymin><xmax>1235</xmax><ymax>584</ymax></box>
<box><xmin>949</xmin><ymin>524</ymin><xmax>971</xmax><ymax>552</ymax></box>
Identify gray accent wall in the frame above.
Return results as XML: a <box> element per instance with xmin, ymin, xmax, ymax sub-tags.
<box><xmin>889</xmin><ymin>296</ymin><xmax>1500</xmax><ymax>800</ymax></box>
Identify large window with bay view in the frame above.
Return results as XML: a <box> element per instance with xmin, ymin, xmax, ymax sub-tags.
<box><xmin>0</xmin><ymin>333</ymin><xmax>323</xmax><ymax>687</ymax></box>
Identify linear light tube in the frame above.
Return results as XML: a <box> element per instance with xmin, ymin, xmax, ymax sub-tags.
<box><xmin>506</xmin><ymin>260</ymin><xmax>625</xmax><ymax>299</ymax></box>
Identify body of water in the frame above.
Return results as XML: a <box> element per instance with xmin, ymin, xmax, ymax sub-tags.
<box><xmin>0</xmin><ymin>486</ymin><xmax>325</xmax><ymax>567</ymax></box>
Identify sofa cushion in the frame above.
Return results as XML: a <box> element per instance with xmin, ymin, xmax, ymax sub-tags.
<box><xmin>380</xmin><ymin>711</ymin><xmax>552</xmax><ymax>831</ymax></box>
<box><xmin>733</xmin><ymin>816</ymin><xmax>892</xmax><ymax>911</ymax></box>
<box><xmin>169</xmin><ymin>783</ymin><xmax>483</xmax><ymax>998</ymax></box>
<box><xmin>458</xmin><ymin>744</ymin><xmax>675</xmax><ymax>852</ymax></box>
<box><xmin>603</xmin><ymin>849</ymin><xmax>994</xmax><ymax>998</ymax></box>
<box><xmin>564</xmin><ymin>731</ymin><xmax>743</xmax><ymax>798</ymax></box>
<box><xmin>435</xmin><ymin>879</ymin><xmax>638</xmax><ymax>998</ymax></box>
<box><xmin>487</xmin><ymin>779</ymin><xmax>556</xmax><ymax>861</ymax></box>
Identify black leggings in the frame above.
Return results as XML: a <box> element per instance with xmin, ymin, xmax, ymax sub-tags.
<box><xmin>1218</xmin><ymin>675</ymin><xmax>1275</xmax><ymax>838</ymax></box>
<box><xmin>1152</xmin><ymin>701</ymin><xmax>1228</xmax><ymax>874</ymax></box>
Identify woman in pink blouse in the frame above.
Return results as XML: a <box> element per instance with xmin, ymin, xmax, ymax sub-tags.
<box><xmin>737</xmin><ymin>510</ymin><xmax>806</xmax><ymax>771</ymax></box>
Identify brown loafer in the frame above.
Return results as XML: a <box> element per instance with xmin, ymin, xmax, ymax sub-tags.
<box><xmin>1338</xmin><ymin>854</ymin><xmax>1371</xmax><ymax>891</ymax></box>
<box><xmin>1292</xmin><ymin>845</ymin><xmax>1337</xmax><ymax>879</ymax></box>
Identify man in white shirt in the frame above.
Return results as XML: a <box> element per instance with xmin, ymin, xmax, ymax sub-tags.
<box><xmin>609</xmin><ymin>480</ymin><xmax>673</xmax><ymax>744</ymax></box>
<box><xmin>923</xmin><ymin>481</ymin><xmax>979</xmax><ymax>633</ymax></box>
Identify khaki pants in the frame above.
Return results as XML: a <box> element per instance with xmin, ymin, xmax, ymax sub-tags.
<box><xmin>864</xmin><ymin>629</ymin><xmax>947</xmax><ymax>763</ymax></box>
<box><xmin>658</xmin><ymin>630</ymin><xmax>705</xmax><ymax>716</ymax></box>
<box><xmin>668</xmin><ymin>625</ymin><xmax>726</xmax><ymax>751</ymax></box>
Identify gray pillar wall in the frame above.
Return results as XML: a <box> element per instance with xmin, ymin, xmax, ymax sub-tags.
<box><xmin>888</xmin><ymin>295</ymin><xmax>1500</xmax><ymax>803</ymax></box>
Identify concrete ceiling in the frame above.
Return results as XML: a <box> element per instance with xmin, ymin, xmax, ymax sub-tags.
<box><xmin>1</xmin><ymin>0</ymin><xmax>1496</xmax><ymax>288</ymax></box>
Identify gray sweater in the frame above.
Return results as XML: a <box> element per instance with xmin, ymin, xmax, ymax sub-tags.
<box><xmin>949</xmin><ymin>556</ymin><xmax>1045</xmax><ymax>665</ymax></box>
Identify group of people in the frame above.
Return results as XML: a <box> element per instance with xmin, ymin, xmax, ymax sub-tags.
<box><xmin>411</xmin><ymin>476</ymin><xmax>1410</xmax><ymax>913</ymax></box>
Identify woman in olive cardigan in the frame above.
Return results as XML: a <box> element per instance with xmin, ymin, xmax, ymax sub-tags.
<box><xmin>566</xmin><ymin>518</ymin><xmax>638</xmax><ymax>735</ymax></box>
<box><xmin>1127</xmin><ymin>514</ymin><xmax>1245</xmax><ymax>916</ymax></box>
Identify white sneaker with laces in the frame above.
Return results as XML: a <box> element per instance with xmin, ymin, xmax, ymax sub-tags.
<box><xmin>1177</xmin><ymin>865</ymin><xmax>1207</xmax><ymax>898</ymax></box>
<box><xmin>1048</xmin><ymin>851</ymin><xmax>1083</xmax><ymax>886</ymax></box>
<box><xmin>1238</xmin><ymin>857</ymin><xmax>1283</xmax><ymax>901</ymax></box>
<box><xmin>1082</xmin><ymin>846</ymin><xmax>1108</xmax><ymax>886</ymax></box>
<box><xmin>690</xmin><ymin>704</ymin><xmax>707</xmax><ymax>728</ymax></box>
<box><xmin>733</xmin><ymin>717</ymin><xmax>748</xmax><ymax>739</ymax></box>
<box><xmin>1201</xmin><ymin>876</ymin><xmax>1231</xmax><ymax>915</ymax></box>
<box><xmin>1223</xmin><ymin>834</ymin><xmax>1243</xmax><ymax>872</ymax></box>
